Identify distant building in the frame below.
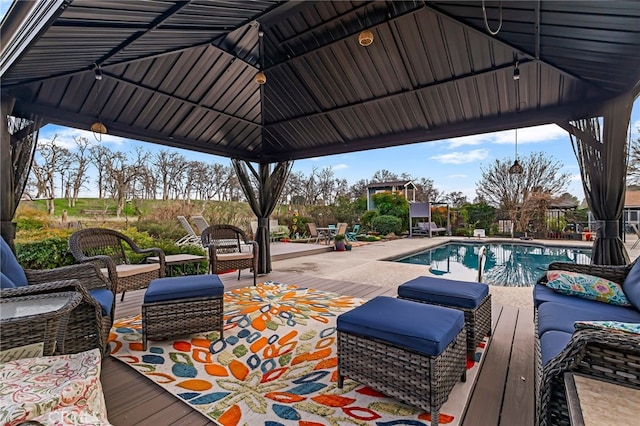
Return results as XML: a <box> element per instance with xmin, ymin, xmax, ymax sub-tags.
<box><xmin>624</xmin><ymin>190</ymin><xmax>640</xmax><ymax>226</ymax></box>
<box><xmin>366</xmin><ymin>180</ymin><xmax>416</xmax><ymax>210</ymax></box>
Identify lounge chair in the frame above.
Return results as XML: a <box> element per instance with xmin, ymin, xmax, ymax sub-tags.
<box><xmin>346</xmin><ymin>224</ymin><xmax>361</xmax><ymax>242</ymax></box>
<box><xmin>68</xmin><ymin>228</ymin><xmax>165</xmax><ymax>301</ymax></box>
<box><xmin>191</xmin><ymin>215</ymin><xmax>210</xmax><ymax>234</ymax></box>
<box><xmin>176</xmin><ymin>216</ymin><xmax>202</xmax><ymax>246</ymax></box>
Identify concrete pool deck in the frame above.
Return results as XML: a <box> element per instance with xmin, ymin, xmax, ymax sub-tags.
<box><xmin>271</xmin><ymin>236</ymin><xmax>640</xmax><ymax>310</ymax></box>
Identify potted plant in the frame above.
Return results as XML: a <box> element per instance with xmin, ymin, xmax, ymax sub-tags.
<box><xmin>334</xmin><ymin>234</ymin><xmax>346</xmax><ymax>251</ymax></box>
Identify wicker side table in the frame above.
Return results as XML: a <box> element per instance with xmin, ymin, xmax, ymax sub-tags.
<box><xmin>0</xmin><ymin>292</ymin><xmax>81</xmax><ymax>358</ymax></box>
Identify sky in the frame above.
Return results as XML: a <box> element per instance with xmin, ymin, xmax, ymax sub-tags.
<box><xmin>2</xmin><ymin>1</ymin><xmax>639</xmax><ymax>202</ymax></box>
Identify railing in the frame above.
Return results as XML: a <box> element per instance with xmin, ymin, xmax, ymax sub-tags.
<box><xmin>477</xmin><ymin>245</ymin><xmax>487</xmax><ymax>282</ymax></box>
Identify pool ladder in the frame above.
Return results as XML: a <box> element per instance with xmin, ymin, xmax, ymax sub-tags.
<box><xmin>477</xmin><ymin>245</ymin><xmax>487</xmax><ymax>282</ymax></box>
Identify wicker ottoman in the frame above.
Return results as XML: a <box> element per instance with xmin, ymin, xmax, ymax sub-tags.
<box><xmin>398</xmin><ymin>276</ymin><xmax>492</xmax><ymax>357</ymax></box>
<box><xmin>337</xmin><ymin>296</ymin><xmax>466</xmax><ymax>426</ymax></box>
<box><xmin>142</xmin><ymin>274</ymin><xmax>224</xmax><ymax>350</ymax></box>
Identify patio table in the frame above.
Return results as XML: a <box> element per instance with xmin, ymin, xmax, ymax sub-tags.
<box><xmin>0</xmin><ymin>292</ymin><xmax>81</xmax><ymax>359</ymax></box>
<box><xmin>316</xmin><ymin>227</ymin><xmax>336</xmax><ymax>244</ymax></box>
<box><xmin>565</xmin><ymin>373</ymin><xmax>640</xmax><ymax>426</ymax></box>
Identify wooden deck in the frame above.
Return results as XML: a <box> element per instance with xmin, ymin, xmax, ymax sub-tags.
<box><xmin>102</xmin><ymin>271</ymin><xmax>534</xmax><ymax>425</ymax></box>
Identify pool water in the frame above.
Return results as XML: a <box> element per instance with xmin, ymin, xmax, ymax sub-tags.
<box><xmin>394</xmin><ymin>242</ymin><xmax>592</xmax><ymax>287</ymax></box>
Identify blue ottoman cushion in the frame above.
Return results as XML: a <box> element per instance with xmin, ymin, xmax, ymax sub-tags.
<box><xmin>540</xmin><ymin>330</ymin><xmax>572</xmax><ymax>366</ymax></box>
<box><xmin>144</xmin><ymin>274</ymin><xmax>224</xmax><ymax>303</ymax></box>
<box><xmin>89</xmin><ymin>288</ymin><xmax>115</xmax><ymax>316</ymax></box>
<box><xmin>398</xmin><ymin>276</ymin><xmax>489</xmax><ymax>309</ymax></box>
<box><xmin>337</xmin><ymin>296</ymin><xmax>464</xmax><ymax>356</ymax></box>
<box><xmin>537</xmin><ymin>301</ymin><xmax>640</xmax><ymax>337</ymax></box>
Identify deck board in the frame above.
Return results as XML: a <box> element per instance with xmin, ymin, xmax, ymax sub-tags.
<box><xmin>103</xmin><ymin>272</ymin><xmax>533</xmax><ymax>425</ymax></box>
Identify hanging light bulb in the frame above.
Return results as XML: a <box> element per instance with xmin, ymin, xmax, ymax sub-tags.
<box><xmin>509</xmin><ymin>128</ymin><xmax>523</xmax><ymax>174</ymax></box>
<box><xmin>513</xmin><ymin>61</ymin><xmax>520</xmax><ymax>80</ymax></box>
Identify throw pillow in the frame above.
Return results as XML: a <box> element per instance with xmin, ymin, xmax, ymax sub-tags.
<box><xmin>622</xmin><ymin>259</ymin><xmax>640</xmax><ymax>310</ymax></box>
<box><xmin>0</xmin><ymin>349</ymin><xmax>111</xmax><ymax>426</ymax></box>
<box><xmin>574</xmin><ymin>320</ymin><xmax>640</xmax><ymax>335</ymax></box>
<box><xmin>545</xmin><ymin>270</ymin><xmax>631</xmax><ymax>307</ymax></box>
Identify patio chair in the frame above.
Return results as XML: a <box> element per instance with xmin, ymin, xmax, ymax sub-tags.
<box><xmin>329</xmin><ymin>223</ymin><xmax>348</xmax><ymax>244</ymax></box>
<box><xmin>176</xmin><ymin>216</ymin><xmax>202</xmax><ymax>246</ymax></box>
<box><xmin>69</xmin><ymin>228</ymin><xmax>165</xmax><ymax>301</ymax></box>
<box><xmin>201</xmin><ymin>224</ymin><xmax>258</xmax><ymax>286</ymax></box>
<box><xmin>631</xmin><ymin>223</ymin><xmax>640</xmax><ymax>249</ymax></box>
<box><xmin>307</xmin><ymin>222</ymin><xmax>327</xmax><ymax>244</ymax></box>
<box><xmin>346</xmin><ymin>224</ymin><xmax>360</xmax><ymax>242</ymax></box>
<box><xmin>1</xmin><ymin>237</ymin><xmax>111</xmax><ymax>355</ymax></box>
<box><xmin>191</xmin><ymin>215</ymin><xmax>210</xmax><ymax>234</ymax></box>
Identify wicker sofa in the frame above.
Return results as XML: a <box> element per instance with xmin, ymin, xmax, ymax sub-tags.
<box><xmin>534</xmin><ymin>258</ymin><xmax>640</xmax><ymax>426</ymax></box>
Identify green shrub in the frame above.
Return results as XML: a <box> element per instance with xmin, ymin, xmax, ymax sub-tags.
<box><xmin>15</xmin><ymin>205</ymin><xmax>52</xmax><ymax>231</ymax></box>
<box><xmin>360</xmin><ymin>210</ymin><xmax>378</xmax><ymax>230</ymax></box>
<box><xmin>16</xmin><ymin>236</ymin><xmax>75</xmax><ymax>269</ymax></box>
<box><xmin>372</xmin><ymin>215</ymin><xmax>402</xmax><ymax>235</ymax></box>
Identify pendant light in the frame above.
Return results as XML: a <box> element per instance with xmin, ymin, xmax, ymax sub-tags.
<box><xmin>90</xmin><ymin>64</ymin><xmax>107</xmax><ymax>141</ymax></box>
<box><xmin>509</xmin><ymin>128</ymin><xmax>523</xmax><ymax>174</ymax></box>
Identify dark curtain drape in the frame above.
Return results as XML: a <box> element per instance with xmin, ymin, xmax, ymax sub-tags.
<box><xmin>559</xmin><ymin>94</ymin><xmax>633</xmax><ymax>265</ymax></box>
<box><xmin>232</xmin><ymin>159</ymin><xmax>293</xmax><ymax>274</ymax></box>
<box><xmin>1</xmin><ymin>99</ymin><xmax>41</xmax><ymax>252</ymax></box>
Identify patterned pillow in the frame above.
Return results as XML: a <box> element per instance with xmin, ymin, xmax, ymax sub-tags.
<box><xmin>574</xmin><ymin>320</ymin><xmax>640</xmax><ymax>335</ymax></box>
<box><xmin>545</xmin><ymin>270</ymin><xmax>631</xmax><ymax>306</ymax></box>
<box><xmin>0</xmin><ymin>349</ymin><xmax>111</xmax><ymax>426</ymax></box>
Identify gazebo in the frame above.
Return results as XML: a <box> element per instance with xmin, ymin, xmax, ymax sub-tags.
<box><xmin>2</xmin><ymin>0</ymin><xmax>639</xmax><ymax>270</ymax></box>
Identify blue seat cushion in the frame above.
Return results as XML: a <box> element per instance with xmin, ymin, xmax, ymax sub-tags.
<box><xmin>540</xmin><ymin>330</ymin><xmax>572</xmax><ymax>366</ymax></box>
<box><xmin>1</xmin><ymin>272</ymin><xmax>16</xmax><ymax>289</ymax></box>
<box><xmin>337</xmin><ymin>296</ymin><xmax>464</xmax><ymax>356</ymax></box>
<box><xmin>0</xmin><ymin>238</ymin><xmax>28</xmax><ymax>287</ymax></box>
<box><xmin>144</xmin><ymin>274</ymin><xmax>224</xmax><ymax>303</ymax></box>
<box><xmin>398</xmin><ymin>276</ymin><xmax>489</xmax><ymax>309</ymax></box>
<box><xmin>537</xmin><ymin>301</ymin><xmax>640</xmax><ymax>337</ymax></box>
<box><xmin>533</xmin><ymin>284</ymin><xmax>624</xmax><ymax>310</ymax></box>
<box><xmin>89</xmin><ymin>288</ymin><xmax>114</xmax><ymax>316</ymax></box>
<box><xmin>623</xmin><ymin>260</ymin><xmax>640</xmax><ymax>310</ymax></box>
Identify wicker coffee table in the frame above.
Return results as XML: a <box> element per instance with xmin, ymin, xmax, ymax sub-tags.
<box><xmin>0</xmin><ymin>292</ymin><xmax>81</xmax><ymax>358</ymax></box>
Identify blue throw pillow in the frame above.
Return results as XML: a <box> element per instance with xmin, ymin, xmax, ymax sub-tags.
<box><xmin>622</xmin><ymin>259</ymin><xmax>640</xmax><ymax>310</ymax></box>
<box><xmin>1</xmin><ymin>271</ymin><xmax>16</xmax><ymax>289</ymax></box>
<box><xmin>0</xmin><ymin>238</ymin><xmax>27</xmax><ymax>287</ymax></box>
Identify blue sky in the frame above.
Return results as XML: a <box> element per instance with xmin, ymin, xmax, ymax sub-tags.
<box><xmin>2</xmin><ymin>1</ymin><xmax>639</xmax><ymax>202</ymax></box>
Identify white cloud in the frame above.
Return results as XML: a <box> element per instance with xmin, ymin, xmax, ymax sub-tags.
<box><xmin>332</xmin><ymin>164</ymin><xmax>348</xmax><ymax>170</ymax></box>
<box><xmin>39</xmin><ymin>127</ymin><xmax>128</xmax><ymax>149</ymax></box>
<box><xmin>570</xmin><ymin>173</ymin><xmax>582</xmax><ymax>182</ymax></box>
<box><xmin>447</xmin><ymin>174</ymin><xmax>468</xmax><ymax>178</ymax></box>
<box><xmin>490</xmin><ymin>124</ymin><xmax>568</xmax><ymax>145</ymax></box>
<box><xmin>631</xmin><ymin>120</ymin><xmax>640</xmax><ymax>140</ymax></box>
<box><xmin>430</xmin><ymin>149</ymin><xmax>489</xmax><ymax>164</ymax></box>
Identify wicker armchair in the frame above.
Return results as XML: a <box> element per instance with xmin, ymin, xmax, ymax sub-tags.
<box><xmin>200</xmin><ymin>224</ymin><xmax>258</xmax><ymax>286</ymax></box>
<box><xmin>1</xmin><ymin>262</ymin><xmax>111</xmax><ymax>355</ymax></box>
<box><xmin>69</xmin><ymin>228</ymin><xmax>165</xmax><ymax>301</ymax></box>
<box><xmin>535</xmin><ymin>258</ymin><xmax>640</xmax><ymax>426</ymax></box>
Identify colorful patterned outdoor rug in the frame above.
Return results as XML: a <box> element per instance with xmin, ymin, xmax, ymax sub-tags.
<box><xmin>110</xmin><ymin>281</ymin><xmax>488</xmax><ymax>426</ymax></box>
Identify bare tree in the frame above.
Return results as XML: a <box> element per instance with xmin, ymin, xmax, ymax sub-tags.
<box><xmin>153</xmin><ymin>150</ymin><xmax>187</xmax><ymax>200</ymax></box>
<box><xmin>445</xmin><ymin>191</ymin><xmax>469</xmax><ymax>208</ymax></box>
<box><xmin>627</xmin><ymin>128</ymin><xmax>640</xmax><ymax>185</ymax></box>
<box><xmin>105</xmin><ymin>147</ymin><xmax>149</xmax><ymax>217</ymax></box>
<box><xmin>370</xmin><ymin>169</ymin><xmax>399</xmax><ymax>183</ymax></box>
<box><xmin>476</xmin><ymin>152</ymin><xmax>570</xmax><ymax>232</ymax></box>
<box><xmin>30</xmin><ymin>136</ymin><xmax>70</xmax><ymax>214</ymax></box>
<box><xmin>67</xmin><ymin>136</ymin><xmax>91</xmax><ymax>207</ymax></box>
<box><xmin>89</xmin><ymin>145</ymin><xmax>113</xmax><ymax>199</ymax></box>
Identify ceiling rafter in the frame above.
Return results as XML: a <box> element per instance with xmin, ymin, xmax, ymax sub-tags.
<box><xmin>101</xmin><ymin>70</ymin><xmax>260</xmax><ymax>128</ymax></box>
<box><xmin>265</xmin><ymin>2</ymin><xmax>426</xmax><ymax>71</ymax></box>
<box><xmin>423</xmin><ymin>2</ymin><xmax>611</xmax><ymax>95</ymax></box>
<box><xmin>261</xmin><ymin>98</ymin><xmax>605</xmax><ymax>162</ymax></box>
<box><xmin>95</xmin><ymin>1</ymin><xmax>191</xmax><ymax>67</ymax></box>
<box><xmin>265</xmin><ymin>60</ymin><xmax>531</xmax><ymax>129</ymax></box>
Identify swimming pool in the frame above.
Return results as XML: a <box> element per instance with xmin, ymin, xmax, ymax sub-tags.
<box><xmin>393</xmin><ymin>242</ymin><xmax>592</xmax><ymax>287</ymax></box>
